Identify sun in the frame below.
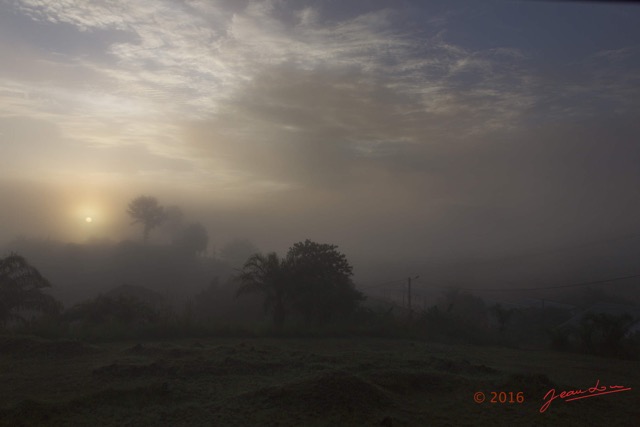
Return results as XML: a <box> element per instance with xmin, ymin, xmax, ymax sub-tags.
<box><xmin>85</xmin><ymin>216</ymin><xmax>93</xmax><ymax>223</ymax></box>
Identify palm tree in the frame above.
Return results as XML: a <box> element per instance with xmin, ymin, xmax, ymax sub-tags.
<box><xmin>236</xmin><ymin>252</ymin><xmax>291</xmax><ymax>329</ymax></box>
<box><xmin>0</xmin><ymin>253</ymin><xmax>61</xmax><ymax>327</ymax></box>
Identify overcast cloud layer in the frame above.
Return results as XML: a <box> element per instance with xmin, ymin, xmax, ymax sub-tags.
<box><xmin>1</xmin><ymin>0</ymin><xmax>640</xmax><ymax>286</ymax></box>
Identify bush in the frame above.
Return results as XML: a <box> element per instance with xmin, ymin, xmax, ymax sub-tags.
<box><xmin>63</xmin><ymin>295</ymin><xmax>166</xmax><ymax>325</ymax></box>
<box><xmin>414</xmin><ymin>306</ymin><xmax>504</xmax><ymax>346</ymax></box>
<box><xmin>579</xmin><ymin>313</ymin><xmax>637</xmax><ymax>358</ymax></box>
<box><xmin>548</xmin><ymin>327</ymin><xmax>570</xmax><ymax>351</ymax></box>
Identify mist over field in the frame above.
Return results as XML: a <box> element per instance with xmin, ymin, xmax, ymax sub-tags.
<box><xmin>1</xmin><ymin>1</ymin><xmax>640</xmax><ymax>425</ymax></box>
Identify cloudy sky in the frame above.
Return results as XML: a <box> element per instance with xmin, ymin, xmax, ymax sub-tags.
<box><xmin>1</xmin><ymin>0</ymin><xmax>639</xmax><ymax>284</ymax></box>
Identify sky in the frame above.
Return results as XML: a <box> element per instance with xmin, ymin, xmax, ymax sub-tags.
<box><xmin>1</xmin><ymin>0</ymin><xmax>640</xmax><ymax>286</ymax></box>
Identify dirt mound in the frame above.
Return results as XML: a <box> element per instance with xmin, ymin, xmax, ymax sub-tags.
<box><xmin>125</xmin><ymin>343</ymin><xmax>196</xmax><ymax>358</ymax></box>
<box><xmin>0</xmin><ymin>335</ymin><xmax>97</xmax><ymax>358</ymax></box>
<box><xmin>0</xmin><ymin>383</ymin><xmax>180</xmax><ymax>426</ymax></box>
<box><xmin>76</xmin><ymin>382</ymin><xmax>176</xmax><ymax>406</ymax></box>
<box><xmin>92</xmin><ymin>361</ymin><xmax>177</xmax><ymax>378</ymax></box>
<box><xmin>244</xmin><ymin>370</ymin><xmax>393</xmax><ymax>415</ymax></box>
<box><xmin>428</xmin><ymin>357</ymin><xmax>497</xmax><ymax>375</ymax></box>
<box><xmin>97</xmin><ymin>354</ymin><xmax>288</xmax><ymax>379</ymax></box>
<box><xmin>369</xmin><ymin>370</ymin><xmax>449</xmax><ymax>395</ymax></box>
<box><xmin>499</xmin><ymin>373</ymin><xmax>558</xmax><ymax>395</ymax></box>
<box><xmin>175</xmin><ymin>356</ymin><xmax>289</xmax><ymax>377</ymax></box>
<box><xmin>0</xmin><ymin>399</ymin><xmax>55</xmax><ymax>427</ymax></box>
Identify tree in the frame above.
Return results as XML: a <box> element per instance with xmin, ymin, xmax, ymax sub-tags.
<box><xmin>63</xmin><ymin>294</ymin><xmax>160</xmax><ymax>325</ymax></box>
<box><xmin>286</xmin><ymin>240</ymin><xmax>364</xmax><ymax>324</ymax></box>
<box><xmin>173</xmin><ymin>222</ymin><xmax>209</xmax><ymax>257</ymax></box>
<box><xmin>127</xmin><ymin>196</ymin><xmax>166</xmax><ymax>243</ymax></box>
<box><xmin>491</xmin><ymin>303</ymin><xmax>515</xmax><ymax>333</ymax></box>
<box><xmin>0</xmin><ymin>253</ymin><xmax>61</xmax><ymax>327</ymax></box>
<box><xmin>235</xmin><ymin>240</ymin><xmax>365</xmax><ymax>328</ymax></box>
<box><xmin>236</xmin><ymin>252</ymin><xmax>291</xmax><ymax>328</ymax></box>
<box><xmin>580</xmin><ymin>312</ymin><xmax>636</xmax><ymax>356</ymax></box>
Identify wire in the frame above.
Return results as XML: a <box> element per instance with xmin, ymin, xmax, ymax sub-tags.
<box><xmin>412</xmin><ymin>273</ymin><xmax>640</xmax><ymax>292</ymax></box>
<box><xmin>358</xmin><ymin>231</ymin><xmax>640</xmax><ymax>292</ymax></box>
<box><xmin>419</xmin><ymin>230</ymin><xmax>640</xmax><ymax>269</ymax></box>
<box><xmin>360</xmin><ymin>278</ymin><xmax>406</xmax><ymax>290</ymax></box>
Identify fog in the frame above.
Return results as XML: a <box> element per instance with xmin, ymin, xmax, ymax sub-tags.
<box><xmin>1</xmin><ymin>0</ymin><xmax>640</xmax><ymax>305</ymax></box>
<box><xmin>2</xmin><ymin>5</ymin><xmax>640</xmax><ymax>424</ymax></box>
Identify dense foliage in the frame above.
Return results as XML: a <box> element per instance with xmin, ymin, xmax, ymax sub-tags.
<box><xmin>0</xmin><ymin>253</ymin><xmax>61</xmax><ymax>327</ymax></box>
<box><xmin>236</xmin><ymin>240</ymin><xmax>365</xmax><ymax>328</ymax></box>
<box><xmin>287</xmin><ymin>240</ymin><xmax>364</xmax><ymax>324</ymax></box>
<box><xmin>63</xmin><ymin>295</ymin><xmax>162</xmax><ymax>325</ymax></box>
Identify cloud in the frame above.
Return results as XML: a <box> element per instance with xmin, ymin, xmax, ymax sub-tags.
<box><xmin>180</xmin><ymin>46</ymin><xmax>537</xmax><ymax>193</ymax></box>
<box><xmin>0</xmin><ymin>116</ymin><xmax>192</xmax><ymax>179</ymax></box>
<box><xmin>2</xmin><ymin>0</ymin><xmax>640</xmax><ymax>276</ymax></box>
<box><xmin>2</xmin><ymin>0</ymin><xmax>539</xmax><ymax>161</ymax></box>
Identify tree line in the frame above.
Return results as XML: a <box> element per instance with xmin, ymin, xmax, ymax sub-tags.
<box><xmin>127</xmin><ymin>195</ymin><xmax>208</xmax><ymax>256</ymax></box>
<box><xmin>1</xmin><ymin>195</ymin><xmax>638</xmax><ymax>359</ymax></box>
<box><xmin>0</xmin><ymin>240</ymin><xmax>364</xmax><ymax>331</ymax></box>
<box><xmin>125</xmin><ymin>195</ymin><xmax>366</xmax><ymax>327</ymax></box>
<box><xmin>1</xmin><ymin>195</ymin><xmax>365</xmax><ymax>330</ymax></box>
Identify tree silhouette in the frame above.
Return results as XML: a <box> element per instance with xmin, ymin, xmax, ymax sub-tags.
<box><xmin>236</xmin><ymin>252</ymin><xmax>290</xmax><ymax>329</ymax></box>
<box><xmin>491</xmin><ymin>303</ymin><xmax>515</xmax><ymax>333</ymax></box>
<box><xmin>64</xmin><ymin>294</ymin><xmax>160</xmax><ymax>325</ymax></box>
<box><xmin>286</xmin><ymin>239</ymin><xmax>364</xmax><ymax>325</ymax></box>
<box><xmin>235</xmin><ymin>240</ymin><xmax>365</xmax><ymax>327</ymax></box>
<box><xmin>580</xmin><ymin>312</ymin><xmax>636</xmax><ymax>356</ymax></box>
<box><xmin>0</xmin><ymin>253</ymin><xmax>61</xmax><ymax>327</ymax></box>
<box><xmin>127</xmin><ymin>196</ymin><xmax>166</xmax><ymax>243</ymax></box>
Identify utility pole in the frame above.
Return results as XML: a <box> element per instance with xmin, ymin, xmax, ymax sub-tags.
<box><xmin>408</xmin><ymin>275</ymin><xmax>419</xmax><ymax>321</ymax></box>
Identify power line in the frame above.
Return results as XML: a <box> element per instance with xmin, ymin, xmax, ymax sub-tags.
<box><xmin>358</xmin><ymin>231</ymin><xmax>640</xmax><ymax>293</ymax></box>
<box><xmin>420</xmin><ymin>230</ymin><xmax>640</xmax><ymax>269</ymax></box>
<box><xmin>412</xmin><ymin>273</ymin><xmax>640</xmax><ymax>292</ymax></box>
<box><xmin>360</xmin><ymin>278</ymin><xmax>406</xmax><ymax>290</ymax></box>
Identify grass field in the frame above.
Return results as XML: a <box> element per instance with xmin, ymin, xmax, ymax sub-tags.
<box><xmin>1</xmin><ymin>335</ymin><xmax>638</xmax><ymax>426</ymax></box>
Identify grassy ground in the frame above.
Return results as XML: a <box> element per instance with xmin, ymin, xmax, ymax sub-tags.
<box><xmin>0</xmin><ymin>335</ymin><xmax>638</xmax><ymax>426</ymax></box>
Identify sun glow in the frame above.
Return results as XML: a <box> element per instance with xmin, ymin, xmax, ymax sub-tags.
<box><xmin>85</xmin><ymin>216</ymin><xmax>93</xmax><ymax>223</ymax></box>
